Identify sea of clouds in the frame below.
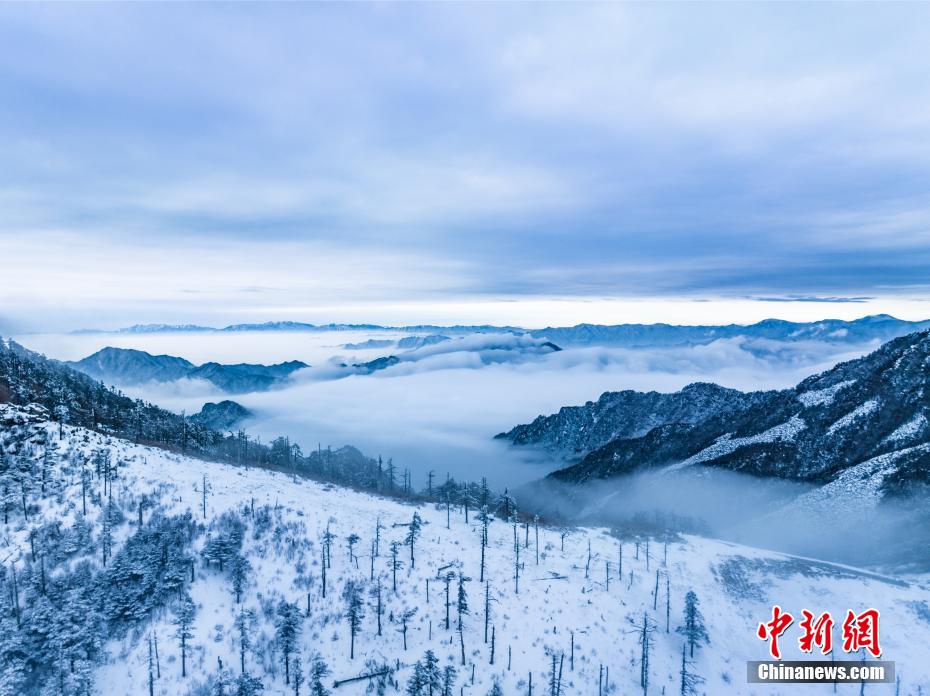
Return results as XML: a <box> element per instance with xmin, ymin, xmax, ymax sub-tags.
<box><xmin>18</xmin><ymin>329</ymin><xmax>879</xmax><ymax>491</ymax></box>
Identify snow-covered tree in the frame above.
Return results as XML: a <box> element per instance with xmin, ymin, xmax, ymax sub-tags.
<box><xmin>174</xmin><ymin>593</ymin><xmax>196</xmax><ymax>678</ymax></box>
<box><xmin>456</xmin><ymin>573</ymin><xmax>470</xmax><ymax>665</ymax></box>
<box><xmin>677</xmin><ymin>590</ymin><xmax>709</xmax><ymax>657</ymax></box>
<box><xmin>309</xmin><ymin>657</ymin><xmax>330</xmax><ymax>696</ymax></box>
<box><xmin>275</xmin><ymin>600</ymin><xmax>303</xmax><ymax>684</ymax></box>
<box><xmin>405</xmin><ymin>512</ymin><xmax>422</xmax><ymax>568</ymax></box>
<box><xmin>343</xmin><ymin>580</ymin><xmax>365</xmax><ymax>659</ymax></box>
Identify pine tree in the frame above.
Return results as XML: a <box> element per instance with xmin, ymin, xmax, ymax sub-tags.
<box><xmin>370</xmin><ymin>579</ymin><xmax>383</xmax><ymax>636</ymax></box>
<box><xmin>676</xmin><ymin>591</ymin><xmax>709</xmax><ymax>657</ymax></box>
<box><xmin>406</xmin><ymin>512</ymin><xmax>422</xmax><ymax>568</ymax></box>
<box><xmin>230</xmin><ymin>554</ymin><xmax>250</xmax><ymax>604</ymax></box>
<box><xmin>456</xmin><ymin>573</ymin><xmax>469</xmax><ymax>666</ymax></box>
<box><xmin>399</xmin><ymin>608</ymin><xmax>417</xmax><ymax>650</ymax></box>
<box><xmin>293</xmin><ymin>655</ymin><xmax>305</xmax><ymax>696</ymax></box>
<box><xmin>407</xmin><ymin>660</ymin><xmax>426</xmax><ymax>696</ymax></box>
<box><xmin>665</xmin><ymin>575</ymin><xmax>671</xmax><ymax>634</ymax></box>
<box><xmin>309</xmin><ymin>657</ymin><xmax>330</xmax><ymax>696</ymax></box>
<box><xmin>442</xmin><ymin>665</ymin><xmax>457</xmax><ymax>696</ymax></box>
<box><xmin>174</xmin><ymin>593</ymin><xmax>196</xmax><ymax>678</ymax></box>
<box><xmin>513</xmin><ymin>522</ymin><xmax>521</xmax><ymax>594</ymax></box>
<box><xmin>276</xmin><ymin>600</ymin><xmax>303</xmax><ymax>684</ymax></box>
<box><xmin>422</xmin><ymin>650</ymin><xmax>442</xmax><ymax>696</ymax></box>
<box><xmin>322</xmin><ymin>524</ymin><xmax>336</xmax><ymax>569</ymax></box>
<box><xmin>100</xmin><ymin>501</ymin><xmax>113</xmax><ymax>567</ymax></box>
<box><xmin>343</xmin><ymin>580</ymin><xmax>365</xmax><ymax>659</ymax></box>
<box><xmin>235</xmin><ymin>608</ymin><xmax>255</xmax><ymax>673</ymax></box>
<box><xmin>321</xmin><ymin>545</ymin><xmax>327</xmax><ymax>598</ymax></box>
<box><xmin>374</xmin><ymin>517</ymin><xmax>383</xmax><ymax>557</ymax></box>
<box><xmin>498</xmin><ymin>490</ymin><xmax>516</xmax><ymax>522</ymax></box>
<box><xmin>478</xmin><ymin>507</ymin><xmax>490</xmax><ymax>582</ymax></box>
<box><xmin>390</xmin><ymin>542</ymin><xmax>402</xmax><ymax>592</ymax></box>
<box><xmin>234</xmin><ymin>672</ymin><xmax>265</xmax><ymax>696</ymax></box>
<box><xmin>443</xmin><ymin>572</ymin><xmax>454</xmax><ymax>630</ymax></box>
<box><xmin>213</xmin><ymin>665</ymin><xmax>233</xmax><ymax>696</ymax></box>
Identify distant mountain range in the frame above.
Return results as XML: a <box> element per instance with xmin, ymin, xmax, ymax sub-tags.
<box><xmin>502</xmin><ymin>328</ymin><xmax>930</xmax><ymax>502</ymax></box>
<box><xmin>70</xmin><ymin>314</ymin><xmax>930</xmax><ymax>348</ymax></box>
<box><xmin>68</xmin><ymin>347</ymin><xmax>307</xmax><ymax>392</ymax></box>
<box><xmin>72</xmin><ymin>322</ymin><xmax>516</xmax><ymax>335</ymax></box>
<box><xmin>527</xmin><ymin>314</ymin><xmax>930</xmax><ymax>348</ymax></box>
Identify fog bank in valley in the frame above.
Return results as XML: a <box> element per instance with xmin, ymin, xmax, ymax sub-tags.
<box><xmin>19</xmin><ymin>330</ymin><xmax>878</xmax><ymax>493</ymax></box>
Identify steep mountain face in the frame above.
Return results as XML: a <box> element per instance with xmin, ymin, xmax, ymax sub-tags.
<box><xmin>68</xmin><ymin>347</ymin><xmax>307</xmax><ymax>392</ymax></box>
<box><xmin>187</xmin><ymin>400</ymin><xmax>252</xmax><ymax>431</ymax></box>
<box><xmin>546</xmin><ymin>329</ymin><xmax>930</xmax><ymax>490</ymax></box>
<box><xmin>496</xmin><ymin>382</ymin><xmax>772</xmax><ymax>456</ymax></box>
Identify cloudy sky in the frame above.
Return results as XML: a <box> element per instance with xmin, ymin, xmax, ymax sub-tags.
<box><xmin>2</xmin><ymin>3</ymin><xmax>930</xmax><ymax>331</ymax></box>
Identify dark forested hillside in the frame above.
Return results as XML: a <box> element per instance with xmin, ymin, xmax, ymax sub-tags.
<box><xmin>1</xmin><ymin>338</ymin><xmax>219</xmax><ymax>450</ymax></box>
<box><xmin>0</xmin><ymin>338</ymin><xmax>510</xmax><ymax>505</ymax></box>
<box><xmin>0</xmin><ymin>338</ymin><xmax>384</xmax><ymax>491</ymax></box>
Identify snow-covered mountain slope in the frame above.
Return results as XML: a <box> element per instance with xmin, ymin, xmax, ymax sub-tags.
<box><xmin>541</xmin><ymin>329</ymin><xmax>930</xmax><ymax>491</ymax></box>
<box><xmin>3</xmin><ymin>404</ymin><xmax>929</xmax><ymax>695</ymax></box>
<box><xmin>496</xmin><ymin>383</ymin><xmax>773</xmax><ymax>457</ymax></box>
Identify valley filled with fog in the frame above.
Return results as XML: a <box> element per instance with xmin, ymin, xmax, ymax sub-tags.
<box><xmin>18</xmin><ymin>328</ymin><xmax>878</xmax><ymax>490</ymax></box>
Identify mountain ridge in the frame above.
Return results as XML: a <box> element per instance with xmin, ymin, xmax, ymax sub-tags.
<box><xmin>530</xmin><ymin>329</ymin><xmax>930</xmax><ymax>492</ymax></box>
<box><xmin>66</xmin><ymin>313</ymin><xmax>930</xmax><ymax>347</ymax></box>
<box><xmin>67</xmin><ymin>347</ymin><xmax>308</xmax><ymax>392</ymax></box>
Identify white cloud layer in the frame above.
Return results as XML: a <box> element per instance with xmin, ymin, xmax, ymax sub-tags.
<box><xmin>17</xmin><ymin>330</ymin><xmax>877</xmax><ymax>489</ymax></box>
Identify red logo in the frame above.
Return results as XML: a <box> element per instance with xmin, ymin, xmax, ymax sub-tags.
<box><xmin>757</xmin><ymin>607</ymin><xmax>881</xmax><ymax>660</ymax></box>
<box><xmin>842</xmin><ymin>609</ymin><xmax>882</xmax><ymax>658</ymax></box>
<box><xmin>798</xmin><ymin>610</ymin><xmax>834</xmax><ymax>655</ymax></box>
<box><xmin>757</xmin><ymin>605</ymin><xmax>794</xmax><ymax>659</ymax></box>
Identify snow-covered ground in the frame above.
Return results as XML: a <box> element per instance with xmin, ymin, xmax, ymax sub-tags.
<box><xmin>4</xmin><ymin>406</ymin><xmax>929</xmax><ymax>695</ymax></box>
